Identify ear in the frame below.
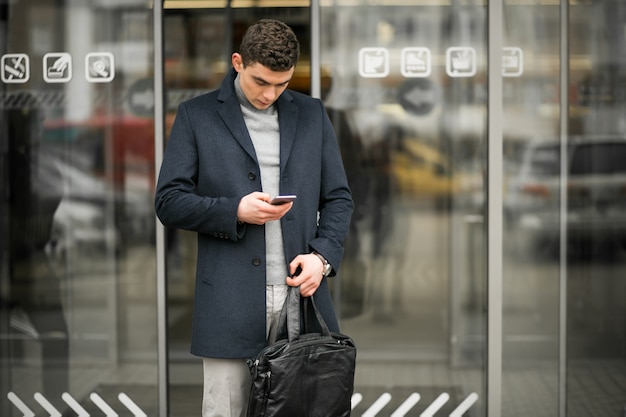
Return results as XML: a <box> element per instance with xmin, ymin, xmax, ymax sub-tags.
<box><xmin>232</xmin><ymin>53</ymin><xmax>243</xmax><ymax>72</ymax></box>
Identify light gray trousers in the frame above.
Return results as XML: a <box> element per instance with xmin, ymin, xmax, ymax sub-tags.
<box><xmin>202</xmin><ymin>284</ymin><xmax>289</xmax><ymax>417</ymax></box>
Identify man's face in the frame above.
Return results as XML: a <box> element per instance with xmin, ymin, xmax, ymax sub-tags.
<box><xmin>232</xmin><ymin>53</ymin><xmax>294</xmax><ymax>110</ymax></box>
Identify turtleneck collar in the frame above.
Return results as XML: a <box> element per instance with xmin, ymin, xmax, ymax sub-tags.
<box><xmin>234</xmin><ymin>73</ymin><xmax>276</xmax><ymax>115</ymax></box>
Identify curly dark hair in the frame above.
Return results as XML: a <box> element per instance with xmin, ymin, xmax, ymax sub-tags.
<box><xmin>239</xmin><ymin>19</ymin><xmax>300</xmax><ymax>71</ymax></box>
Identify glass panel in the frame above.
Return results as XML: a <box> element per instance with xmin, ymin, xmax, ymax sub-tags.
<box><xmin>566</xmin><ymin>2</ymin><xmax>626</xmax><ymax>416</ymax></box>
<box><xmin>503</xmin><ymin>1</ymin><xmax>626</xmax><ymax>416</ymax></box>
<box><xmin>162</xmin><ymin>7</ymin><xmax>312</xmax><ymax>416</ymax></box>
<box><xmin>1</xmin><ymin>2</ymin><xmax>158</xmax><ymax>416</ymax></box>
<box><xmin>320</xmin><ymin>3</ymin><xmax>487</xmax><ymax>416</ymax></box>
<box><xmin>501</xmin><ymin>2</ymin><xmax>561</xmax><ymax>416</ymax></box>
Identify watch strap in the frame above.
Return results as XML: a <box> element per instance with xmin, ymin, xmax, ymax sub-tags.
<box><xmin>311</xmin><ymin>251</ymin><xmax>332</xmax><ymax>277</ymax></box>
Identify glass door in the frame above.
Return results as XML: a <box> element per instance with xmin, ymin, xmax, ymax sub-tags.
<box><xmin>501</xmin><ymin>2</ymin><xmax>626</xmax><ymax>416</ymax></box>
<box><xmin>162</xmin><ymin>2</ymin><xmax>489</xmax><ymax>416</ymax></box>
<box><xmin>1</xmin><ymin>1</ymin><xmax>158</xmax><ymax>416</ymax></box>
<box><xmin>320</xmin><ymin>2</ymin><xmax>488</xmax><ymax>415</ymax></box>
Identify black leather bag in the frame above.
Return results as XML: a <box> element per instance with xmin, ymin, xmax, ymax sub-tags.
<box><xmin>247</xmin><ymin>287</ymin><xmax>356</xmax><ymax>417</ymax></box>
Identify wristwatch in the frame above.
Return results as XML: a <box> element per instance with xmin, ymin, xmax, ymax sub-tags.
<box><xmin>312</xmin><ymin>251</ymin><xmax>332</xmax><ymax>277</ymax></box>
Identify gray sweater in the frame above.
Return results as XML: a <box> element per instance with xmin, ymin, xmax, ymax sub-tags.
<box><xmin>235</xmin><ymin>75</ymin><xmax>287</xmax><ymax>285</ymax></box>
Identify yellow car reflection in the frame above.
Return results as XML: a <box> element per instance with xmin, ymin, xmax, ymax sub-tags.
<box><xmin>392</xmin><ymin>139</ymin><xmax>459</xmax><ymax>204</ymax></box>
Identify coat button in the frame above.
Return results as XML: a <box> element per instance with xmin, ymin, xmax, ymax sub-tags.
<box><xmin>248</xmin><ymin>172</ymin><xmax>256</xmax><ymax>180</ymax></box>
<box><xmin>252</xmin><ymin>258</ymin><xmax>262</xmax><ymax>266</ymax></box>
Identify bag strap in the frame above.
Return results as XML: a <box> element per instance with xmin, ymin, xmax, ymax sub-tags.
<box><xmin>303</xmin><ymin>295</ymin><xmax>331</xmax><ymax>336</ymax></box>
<box><xmin>285</xmin><ymin>287</ymin><xmax>301</xmax><ymax>342</ymax></box>
<box><xmin>271</xmin><ymin>286</ymin><xmax>300</xmax><ymax>343</ymax></box>
<box><xmin>273</xmin><ymin>286</ymin><xmax>332</xmax><ymax>343</ymax></box>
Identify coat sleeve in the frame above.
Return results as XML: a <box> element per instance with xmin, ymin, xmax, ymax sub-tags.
<box><xmin>308</xmin><ymin>100</ymin><xmax>354</xmax><ymax>274</ymax></box>
<box><xmin>154</xmin><ymin>101</ymin><xmax>243</xmax><ymax>241</ymax></box>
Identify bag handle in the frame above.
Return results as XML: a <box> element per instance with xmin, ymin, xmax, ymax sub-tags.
<box><xmin>274</xmin><ymin>286</ymin><xmax>331</xmax><ymax>343</ymax></box>
<box><xmin>302</xmin><ymin>295</ymin><xmax>331</xmax><ymax>337</ymax></box>
<box><xmin>285</xmin><ymin>286</ymin><xmax>301</xmax><ymax>342</ymax></box>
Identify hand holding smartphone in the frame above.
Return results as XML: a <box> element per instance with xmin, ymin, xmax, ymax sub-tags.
<box><xmin>270</xmin><ymin>195</ymin><xmax>297</xmax><ymax>205</ymax></box>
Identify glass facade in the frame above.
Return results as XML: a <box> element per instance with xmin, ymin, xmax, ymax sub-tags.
<box><xmin>2</xmin><ymin>1</ymin><xmax>625</xmax><ymax>416</ymax></box>
<box><xmin>1</xmin><ymin>1</ymin><xmax>158</xmax><ymax>416</ymax></box>
<box><xmin>319</xmin><ymin>2</ymin><xmax>488</xmax><ymax>414</ymax></box>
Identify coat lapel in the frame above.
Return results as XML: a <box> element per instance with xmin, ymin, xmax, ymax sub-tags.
<box><xmin>216</xmin><ymin>69</ymin><xmax>300</xmax><ymax>171</ymax></box>
<box><xmin>216</xmin><ymin>70</ymin><xmax>258</xmax><ymax>162</ymax></box>
<box><xmin>276</xmin><ymin>91</ymin><xmax>298</xmax><ymax>172</ymax></box>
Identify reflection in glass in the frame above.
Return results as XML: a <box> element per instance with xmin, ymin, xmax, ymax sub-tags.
<box><xmin>4</xmin><ymin>94</ymin><xmax>69</xmax><ymax>412</ymax></box>
<box><xmin>501</xmin><ymin>3</ymin><xmax>561</xmax><ymax>417</ymax></box>
<box><xmin>503</xmin><ymin>2</ymin><xmax>626</xmax><ymax>416</ymax></box>
<box><xmin>565</xmin><ymin>3</ymin><xmax>626</xmax><ymax>416</ymax></box>
<box><xmin>1</xmin><ymin>2</ymin><xmax>158</xmax><ymax>416</ymax></box>
<box><xmin>322</xmin><ymin>3</ymin><xmax>487</xmax><ymax>416</ymax></box>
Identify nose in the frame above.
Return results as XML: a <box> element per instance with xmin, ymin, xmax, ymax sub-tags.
<box><xmin>262</xmin><ymin>86</ymin><xmax>279</xmax><ymax>102</ymax></box>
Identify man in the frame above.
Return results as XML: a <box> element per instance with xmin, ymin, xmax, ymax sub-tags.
<box><xmin>154</xmin><ymin>19</ymin><xmax>353</xmax><ymax>417</ymax></box>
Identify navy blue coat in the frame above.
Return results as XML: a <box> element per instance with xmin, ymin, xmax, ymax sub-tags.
<box><xmin>155</xmin><ymin>69</ymin><xmax>354</xmax><ymax>359</ymax></box>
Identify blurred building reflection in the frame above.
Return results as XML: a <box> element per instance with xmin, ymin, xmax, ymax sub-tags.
<box><xmin>1</xmin><ymin>1</ymin><xmax>625</xmax><ymax>417</ymax></box>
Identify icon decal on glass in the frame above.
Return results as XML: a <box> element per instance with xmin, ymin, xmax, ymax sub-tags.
<box><xmin>401</xmin><ymin>47</ymin><xmax>431</xmax><ymax>78</ymax></box>
<box><xmin>85</xmin><ymin>52</ymin><xmax>115</xmax><ymax>83</ymax></box>
<box><xmin>502</xmin><ymin>47</ymin><xmax>523</xmax><ymax>77</ymax></box>
<box><xmin>446</xmin><ymin>47</ymin><xmax>476</xmax><ymax>77</ymax></box>
<box><xmin>1</xmin><ymin>53</ymin><xmax>30</xmax><ymax>83</ymax></box>
<box><xmin>359</xmin><ymin>47</ymin><xmax>389</xmax><ymax>78</ymax></box>
<box><xmin>43</xmin><ymin>53</ymin><xmax>72</xmax><ymax>83</ymax></box>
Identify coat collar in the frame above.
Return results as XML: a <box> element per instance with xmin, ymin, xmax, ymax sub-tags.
<box><xmin>216</xmin><ymin>68</ymin><xmax>299</xmax><ymax>172</ymax></box>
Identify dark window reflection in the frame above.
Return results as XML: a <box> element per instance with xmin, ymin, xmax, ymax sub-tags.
<box><xmin>3</xmin><ymin>93</ymin><xmax>69</xmax><ymax>410</ymax></box>
<box><xmin>570</xmin><ymin>142</ymin><xmax>626</xmax><ymax>176</ymax></box>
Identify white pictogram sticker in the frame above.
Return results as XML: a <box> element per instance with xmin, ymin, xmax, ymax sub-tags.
<box><xmin>401</xmin><ymin>47</ymin><xmax>431</xmax><ymax>78</ymax></box>
<box><xmin>359</xmin><ymin>48</ymin><xmax>389</xmax><ymax>78</ymax></box>
<box><xmin>502</xmin><ymin>47</ymin><xmax>523</xmax><ymax>77</ymax></box>
<box><xmin>85</xmin><ymin>52</ymin><xmax>115</xmax><ymax>83</ymax></box>
<box><xmin>44</xmin><ymin>52</ymin><xmax>72</xmax><ymax>83</ymax></box>
<box><xmin>2</xmin><ymin>54</ymin><xmax>30</xmax><ymax>83</ymax></box>
<box><xmin>446</xmin><ymin>47</ymin><xmax>476</xmax><ymax>77</ymax></box>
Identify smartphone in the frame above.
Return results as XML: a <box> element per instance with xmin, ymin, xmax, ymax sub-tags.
<box><xmin>270</xmin><ymin>195</ymin><xmax>297</xmax><ymax>205</ymax></box>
